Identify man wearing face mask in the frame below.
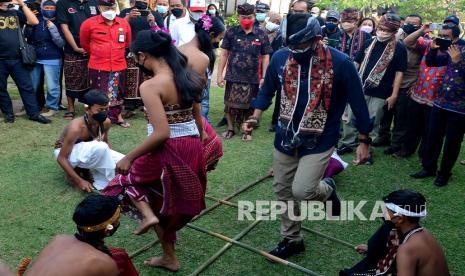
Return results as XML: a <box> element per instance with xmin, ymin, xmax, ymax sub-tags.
<box><xmin>376</xmin><ymin>15</ymin><xmax>423</xmax><ymax>155</ymax></box>
<box><xmin>25</xmin><ymin>195</ymin><xmax>139</xmax><ymax>276</ymax></box>
<box><xmin>411</xmin><ymin>22</ymin><xmax>465</xmax><ymax>187</ymax></box>
<box><xmin>0</xmin><ymin>0</ymin><xmax>52</xmax><ymax>124</ymax></box>
<box><xmin>339</xmin><ymin>14</ymin><xmax>407</xmax><ymax>160</ymax></box>
<box><xmin>80</xmin><ymin>0</ymin><xmax>132</xmax><ymax>128</ymax></box>
<box><xmin>155</xmin><ymin>0</ymin><xmax>169</xmax><ymax>18</ymax></box>
<box><xmin>120</xmin><ymin>0</ymin><xmax>164</xmax><ymax>35</ymax></box>
<box><xmin>54</xmin><ymin>90</ymin><xmax>124</xmax><ymax>192</ymax></box>
<box><xmin>243</xmin><ymin>14</ymin><xmax>371</xmax><ymax>259</ymax></box>
<box><xmin>321</xmin><ymin>10</ymin><xmax>341</xmax><ymax>48</ymax></box>
<box><xmin>340</xmin><ymin>189</ymin><xmax>449</xmax><ymax>276</ymax></box>
<box><xmin>253</xmin><ymin>2</ymin><xmax>268</xmax><ymax>29</ymax></box>
<box><xmin>217</xmin><ymin>3</ymin><xmax>271</xmax><ymax>140</ymax></box>
<box><xmin>338</xmin><ymin>8</ymin><xmax>371</xmax><ymax>60</ymax></box>
<box><xmin>169</xmin><ymin>0</ymin><xmax>205</xmax><ymax>46</ymax></box>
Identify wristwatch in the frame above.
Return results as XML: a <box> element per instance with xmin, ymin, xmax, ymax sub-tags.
<box><xmin>359</xmin><ymin>136</ymin><xmax>372</xmax><ymax>145</ymax></box>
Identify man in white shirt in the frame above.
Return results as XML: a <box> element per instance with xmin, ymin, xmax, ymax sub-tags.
<box><xmin>169</xmin><ymin>0</ymin><xmax>206</xmax><ymax>47</ymax></box>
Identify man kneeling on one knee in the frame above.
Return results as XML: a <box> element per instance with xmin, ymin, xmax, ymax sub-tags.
<box><xmin>54</xmin><ymin>90</ymin><xmax>124</xmax><ymax>192</ymax></box>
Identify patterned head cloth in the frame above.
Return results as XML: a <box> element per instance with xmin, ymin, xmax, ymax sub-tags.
<box><xmin>237</xmin><ymin>3</ymin><xmax>255</xmax><ymax>15</ymax></box>
<box><xmin>379</xmin><ymin>13</ymin><xmax>401</xmax><ymax>32</ymax></box>
<box><xmin>98</xmin><ymin>0</ymin><xmax>116</xmax><ymax>6</ymax></box>
<box><xmin>340</xmin><ymin>8</ymin><xmax>359</xmax><ymax>22</ymax></box>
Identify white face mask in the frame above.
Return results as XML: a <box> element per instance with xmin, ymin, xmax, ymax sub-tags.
<box><xmin>102</xmin><ymin>10</ymin><xmax>116</xmax><ymax>21</ymax></box>
<box><xmin>360</xmin><ymin>25</ymin><xmax>373</xmax><ymax>34</ymax></box>
<box><xmin>376</xmin><ymin>30</ymin><xmax>393</xmax><ymax>42</ymax></box>
<box><xmin>341</xmin><ymin>22</ymin><xmax>355</xmax><ymax>32</ymax></box>
<box><xmin>190</xmin><ymin>11</ymin><xmax>203</xmax><ymax>21</ymax></box>
<box><xmin>208</xmin><ymin>9</ymin><xmax>216</xmax><ymax>15</ymax></box>
<box><xmin>265</xmin><ymin>21</ymin><xmax>279</xmax><ymax>32</ymax></box>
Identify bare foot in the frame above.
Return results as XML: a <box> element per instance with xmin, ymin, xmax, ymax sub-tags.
<box><xmin>133</xmin><ymin>216</ymin><xmax>159</xmax><ymax>235</ymax></box>
<box><xmin>144</xmin><ymin>256</ymin><xmax>180</xmax><ymax>272</ymax></box>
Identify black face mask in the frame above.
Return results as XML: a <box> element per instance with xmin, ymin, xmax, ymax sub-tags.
<box><xmin>291</xmin><ymin>49</ymin><xmax>314</xmax><ymax>65</ymax></box>
<box><xmin>92</xmin><ymin>111</ymin><xmax>108</xmax><ymax>122</ymax></box>
<box><xmin>402</xmin><ymin>23</ymin><xmax>419</xmax><ymax>34</ymax></box>
<box><xmin>137</xmin><ymin>58</ymin><xmax>153</xmax><ymax>76</ymax></box>
<box><xmin>382</xmin><ymin>217</ymin><xmax>396</xmax><ymax>229</ymax></box>
<box><xmin>171</xmin><ymin>8</ymin><xmax>183</xmax><ymax>18</ymax></box>
<box><xmin>212</xmin><ymin>41</ymin><xmax>220</xmax><ymax>49</ymax></box>
<box><xmin>135</xmin><ymin>1</ymin><xmax>148</xmax><ymax>10</ymax></box>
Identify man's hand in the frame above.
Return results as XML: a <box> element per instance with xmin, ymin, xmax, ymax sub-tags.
<box><xmin>46</xmin><ymin>20</ymin><xmax>55</xmax><ymax>29</ymax></box>
<box><xmin>447</xmin><ymin>45</ymin><xmax>462</xmax><ymax>64</ymax></box>
<box><xmin>129</xmin><ymin>8</ymin><xmax>141</xmax><ymax>18</ymax></box>
<box><xmin>259</xmin><ymin>78</ymin><xmax>264</xmax><ymax>88</ymax></box>
<box><xmin>147</xmin><ymin>13</ymin><xmax>155</xmax><ymax>23</ymax></box>
<box><xmin>420</xmin><ymin>23</ymin><xmax>431</xmax><ymax>35</ymax></box>
<box><xmin>217</xmin><ymin>75</ymin><xmax>225</xmax><ymax>88</ymax></box>
<box><xmin>74</xmin><ymin>47</ymin><xmax>87</xmax><ymax>55</ymax></box>
<box><xmin>355</xmin><ymin>244</ymin><xmax>368</xmax><ymax>254</ymax></box>
<box><xmin>116</xmin><ymin>156</ymin><xmax>132</xmax><ymax>175</ymax></box>
<box><xmin>77</xmin><ymin>179</ymin><xmax>93</xmax><ymax>193</ymax></box>
<box><xmin>385</xmin><ymin>95</ymin><xmax>397</xmax><ymax>110</ymax></box>
<box><xmin>321</xmin><ymin>37</ymin><xmax>329</xmax><ymax>46</ymax></box>
<box><xmin>242</xmin><ymin>117</ymin><xmax>257</xmax><ymax>136</ymax></box>
<box><xmin>353</xmin><ymin>143</ymin><xmax>369</xmax><ymax>165</ymax></box>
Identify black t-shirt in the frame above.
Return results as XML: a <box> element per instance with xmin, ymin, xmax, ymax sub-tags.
<box><xmin>56</xmin><ymin>0</ymin><xmax>99</xmax><ymax>54</ymax></box>
<box><xmin>355</xmin><ymin>39</ymin><xmax>407</xmax><ymax>99</ymax></box>
<box><xmin>0</xmin><ymin>10</ymin><xmax>26</xmax><ymax>59</ymax></box>
<box><xmin>119</xmin><ymin>8</ymin><xmax>163</xmax><ymax>40</ymax></box>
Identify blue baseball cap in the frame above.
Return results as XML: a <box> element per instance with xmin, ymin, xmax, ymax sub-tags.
<box><xmin>443</xmin><ymin>15</ymin><xmax>460</xmax><ymax>25</ymax></box>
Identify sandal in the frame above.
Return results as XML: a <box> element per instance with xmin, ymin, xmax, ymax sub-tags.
<box><xmin>222</xmin><ymin>129</ymin><xmax>235</xmax><ymax>139</ymax></box>
<box><xmin>63</xmin><ymin>111</ymin><xmax>75</xmax><ymax>120</ymax></box>
<box><xmin>241</xmin><ymin>132</ymin><xmax>253</xmax><ymax>142</ymax></box>
<box><xmin>116</xmin><ymin>120</ymin><xmax>131</xmax><ymax>128</ymax></box>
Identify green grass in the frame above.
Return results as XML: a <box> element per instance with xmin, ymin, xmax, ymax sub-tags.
<box><xmin>0</xmin><ymin>86</ymin><xmax>464</xmax><ymax>275</ymax></box>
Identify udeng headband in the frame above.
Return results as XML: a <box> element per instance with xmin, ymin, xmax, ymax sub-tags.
<box><xmin>78</xmin><ymin>206</ymin><xmax>121</xmax><ymax>232</ymax></box>
<box><xmin>385</xmin><ymin>202</ymin><xmax>427</xmax><ymax>218</ymax></box>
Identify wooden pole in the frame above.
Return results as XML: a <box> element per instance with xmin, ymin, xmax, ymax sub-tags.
<box><xmin>204</xmin><ymin>195</ymin><xmax>357</xmax><ymax>250</ymax></box>
<box><xmin>187</xmin><ymin>223</ymin><xmax>321</xmax><ymax>276</ymax></box>
<box><xmin>189</xmin><ymin>220</ymin><xmax>262</xmax><ymax>276</ymax></box>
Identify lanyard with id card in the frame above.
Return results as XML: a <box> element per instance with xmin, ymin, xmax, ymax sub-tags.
<box><xmin>118</xmin><ymin>28</ymin><xmax>125</xmax><ymax>43</ymax></box>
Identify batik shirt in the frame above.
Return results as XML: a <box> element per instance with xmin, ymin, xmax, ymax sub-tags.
<box><xmin>221</xmin><ymin>25</ymin><xmax>272</xmax><ymax>84</ymax></box>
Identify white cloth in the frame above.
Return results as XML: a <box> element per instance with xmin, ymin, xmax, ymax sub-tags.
<box><xmin>147</xmin><ymin>120</ymin><xmax>200</xmax><ymax>138</ymax></box>
<box><xmin>54</xmin><ymin>141</ymin><xmax>124</xmax><ymax>190</ymax></box>
<box><xmin>170</xmin><ymin>13</ymin><xmax>195</xmax><ymax>47</ymax></box>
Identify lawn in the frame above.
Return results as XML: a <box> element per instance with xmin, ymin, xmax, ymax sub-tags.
<box><xmin>0</xmin><ymin>86</ymin><xmax>464</xmax><ymax>275</ymax></box>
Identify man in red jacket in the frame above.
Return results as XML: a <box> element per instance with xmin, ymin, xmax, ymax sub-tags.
<box><xmin>80</xmin><ymin>0</ymin><xmax>132</xmax><ymax>128</ymax></box>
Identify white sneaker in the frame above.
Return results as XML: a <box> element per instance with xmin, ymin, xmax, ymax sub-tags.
<box><xmin>41</xmin><ymin>110</ymin><xmax>57</xmax><ymax>117</ymax></box>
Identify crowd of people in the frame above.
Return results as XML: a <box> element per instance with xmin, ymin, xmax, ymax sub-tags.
<box><xmin>0</xmin><ymin>0</ymin><xmax>463</xmax><ymax>274</ymax></box>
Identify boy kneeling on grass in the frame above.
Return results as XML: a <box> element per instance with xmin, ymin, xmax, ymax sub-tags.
<box><xmin>340</xmin><ymin>189</ymin><xmax>450</xmax><ymax>276</ymax></box>
<box><xmin>54</xmin><ymin>90</ymin><xmax>124</xmax><ymax>192</ymax></box>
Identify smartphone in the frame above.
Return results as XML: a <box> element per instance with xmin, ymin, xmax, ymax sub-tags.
<box><xmin>435</xmin><ymin>37</ymin><xmax>452</xmax><ymax>50</ymax></box>
<box><xmin>139</xmin><ymin>10</ymin><xmax>150</xmax><ymax>16</ymax></box>
<box><xmin>326</xmin><ymin>38</ymin><xmax>339</xmax><ymax>47</ymax></box>
<box><xmin>429</xmin><ymin>23</ymin><xmax>443</xmax><ymax>31</ymax></box>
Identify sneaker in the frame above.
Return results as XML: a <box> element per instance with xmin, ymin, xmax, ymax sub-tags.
<box><xmin>323</xmin><ymin>178</ymin><xmax>341</xmax><ymax>217</ymax></box>
<box><xmin>384</xmin><ymin>147</ymin><xmax>400</xmax><ymax>155</ymax></box>
<box><xmin>41</xmin><ymin>109</ymin><xmax>57</xmax><ymax>117</ymax></box>
<box><xmin>434</xmin><ymin>173</ymin><xmax>451</xmax><ymax>187</ymax></box>
<box><xmin>30</xmin><ymin>114</ymin><xmax>51</xmax><ymax>124</ymax></box>
<box><xmin>268</xmin><ymin>238</ymin><xmax>305</xmax><ymax>260</ymax></box>
<box><xmin>15</xmin><ymin>108</ymin><xmax>26</xmax><ymax>117</ymax></box>
<box><xmin>392</xmin><ymin>149</ymin><xmax>413</xmax><ymax>159</ymax></box>
<box><xmin>372</xmin><ymin>139</ymin><xmax>390</xmax><ymax>147</ymax></box>
<box><xmin>410</xmin><ymin>169</ymin><xmax>436</xmax><ymax>179</ymax></box>
<box><xmin>337</xmin><ymin>145</ymin><xmax>353</xmax><ymax>155</ymax></box>
<box><xmin>4</xmin><ymin>115</ymin><xmax>14</xmax><ymax>123</ymax></box>
<box><xmin>58</xmin><ymin>104</ymin><xmax>67</xmax><ymax>111</ymax></box>
<box><xmin>216</xmin><ymin>117</ymin><xmax>227</xmax><ymax>127</ymax></box>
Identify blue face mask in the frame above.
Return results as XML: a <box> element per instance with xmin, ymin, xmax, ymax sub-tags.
<box><xmin>255</xmin><ymin>12</ymin><xmax>266</xmax><ymax>22</ymax></box>
<box><xmin>42</xmin><ymin>9</ymin><xmax>56</xmax><ymax>19</ymax></box>
<box><xmin>157</xmin><ymin>5</ymin><xmax>168</xmax><ymax>14</ymax></box>
<box><xmin>325</xmin><ymin>22</ymin><xmax>338</xmax><ymax>32</ymax></box>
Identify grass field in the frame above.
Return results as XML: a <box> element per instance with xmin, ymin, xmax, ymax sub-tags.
<box><xmin>0</xmin><ymin>86</ymin><xmax>464</xmax><ymax>275</ymax></box>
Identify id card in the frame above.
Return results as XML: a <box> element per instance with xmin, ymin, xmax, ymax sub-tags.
<box><xmin>118</xmin><ymin>28</ymin><xmax>125</xmax><ymax>43</ymax></box>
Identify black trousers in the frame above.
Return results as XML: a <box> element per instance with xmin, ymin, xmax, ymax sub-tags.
<box><xmin>402</xmin><ymin>98</ymin><xmax>432</xmax><ymax>157</ymax></box>
<box><xmin>271</xmin><ymin>89</ymin><xmax>281</xmax><ymax>126</ymax></box>
<box><xmin>422</xmin><ymin>106</ymin><xmax>465</xmax><ymax>176</ymax></box>
<box><xmin>377</xmin><ymin>88</ymin><xmax>409</xmax><ymax>148</ymax></box>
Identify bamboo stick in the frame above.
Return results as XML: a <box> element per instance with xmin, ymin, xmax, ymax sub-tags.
<box><xmin>189</xmin><ymin>220</ymin><xmax>262</xmax><ymax>276</ymax></box>
<box><xmin>187</xmin><ymin>223</ymin><xmax>320</xmax><ymax>276</ymax></box>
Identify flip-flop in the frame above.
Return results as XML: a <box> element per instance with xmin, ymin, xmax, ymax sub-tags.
<box><xmin>116</xmin><ymin>120</ymin><xmax>131</xmax><ymax>128</ymax></box>
<box><xmin>241</xmin><ymin>132</ymin><xmax>253</xmax><ymax>142</ymax></box>
<box><xmin>63</xmin><ymin>111</ymin><xmax>75</xmax><ymax>120</ymax></box>
<box><xmin>222</xmin><ymin>129</ymin><xmax>235</xmax><ymax>139</ymax></box>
